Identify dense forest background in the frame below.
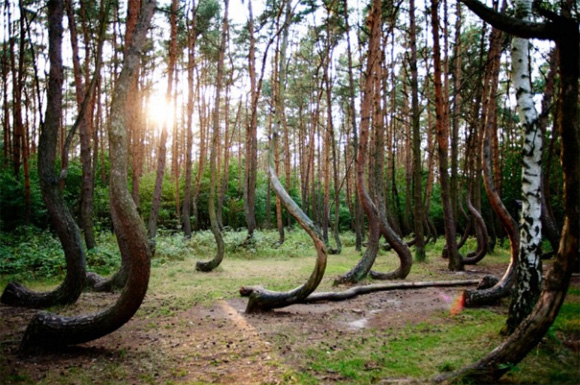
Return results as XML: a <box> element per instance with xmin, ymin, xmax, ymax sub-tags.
<box><xmin>0</xmin><ymin>0</ymin><xmax>564</xmax><ymax>244</ymax></box>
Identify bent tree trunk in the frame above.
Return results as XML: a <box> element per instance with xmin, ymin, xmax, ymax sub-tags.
<box><xmin>334</xmin><ymin>0</ymin><xmax>382</xmax><ymax>285</ymax></box>
<box><xmin>463</xmin><ymin>9</ymin><xmax>517</xmax><ymax>306</ymax></box>
<box><xmin>19</xmin><ymin>0</ymin><xmax>155</xmax><ymax>353</ymax></box>
<box><xmin>85</xmin><ymin>204</ymin><xmax>130</xmax><ymax>292</ymax></box>
<box><xmin>462</xmin><ymin>189</ymin><xmax>489</xmax><ymax>264</ymax></box>
<box><xmin>239</xmin><ymin>130</ymin><xmax>327</xmax><ymax>313</ymax></box>
<box><xmin>1</xmin><ymin>0</ymin><xmax>86</xmax><ymax>309</ymax></box>
<box><xmin>437</xmin><ymin>0</ymin><xmax>578</xmax><ymax>382</ymax></box>
<box><xmin>463</xmin><ymin>104</ymin><xmax>519</xmax><ymax>306</ymax></box>
<box><xmin>195</xmin><ymin>0</ymin><xmax>228</xmax><ymax>272</ymax></box>
<box><xmin>369</xmin><ymin>214</ymin><xmax>413</xmax><ymax>280</ymax></box>
<box><xmin>431</xmin><ymin>0</ymin><xmax>463</xmax><ymax>271</ymax></box>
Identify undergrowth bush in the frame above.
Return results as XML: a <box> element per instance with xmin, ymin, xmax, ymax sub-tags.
<box><xmin>0</xmin><ymin>226</ymin><xmax>66</xmax><ymax>280</ymax></box>
<box><xmin>0</xmin><ymin>227</ymin><xmax>121</xmax><ymax>281</ymax></box>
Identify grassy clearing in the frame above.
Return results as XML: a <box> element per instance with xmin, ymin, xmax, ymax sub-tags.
<box><xmin>0</xmin><ymin>229</ymin><xmax>578</xmax><ymax>384</ymax></box>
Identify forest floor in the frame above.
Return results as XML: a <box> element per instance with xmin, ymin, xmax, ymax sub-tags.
<box><xmin>0</xmin><ymin>230</ymin><xmax>579</xmax><ymax>385</ymax></box>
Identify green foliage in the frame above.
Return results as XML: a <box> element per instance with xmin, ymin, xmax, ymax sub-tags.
<box><xmin>0</xmin><ymin>155</ymin><xmax>46</xmax><ymax>230</ymax></box>
<box><xmin>0</xmin><ymin>226</ymin><xmax>65</xmax><ymax>280</ymax></box>
<box><xmin>0</xmin><ymin>227</ymin><xmax>121</xmax><ymax>282</ymax></box>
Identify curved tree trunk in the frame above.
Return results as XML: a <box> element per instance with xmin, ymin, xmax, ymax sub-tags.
<box><xmin>368</xmin><ymin>215</ymin><xmax>413</xmax><ymax>280</ymax></box>
<box><xmin>195</xmin><ymin>0</ymin><xmax>228</xmax><ymax>272</ymax></box>
<box><xmin>239</xmin><ymin>152</ymin><xmax>328</xmax><ymax>312</ymax></box>
<box><xmin>462</xmin><ymin>188</ymin><xmax>489</xmax><ymax>264</ymax></box>
<box><xmin>431</xmin><ymin>0</ymin><xmax>463</xmax><ymax>271</ymax></box>
<box><xmin>239</xmin><ymin>88</ymin><xmax>327</xmax><ymax>312</ymax></box>
<box><xmin>19</xmin><ymin>0</ymin><xmax>155</xmax><ymax>353</ymax></box>
<box><xmin>439</xmin><ymin>2</ymin><xmax>578</xmax><ymax>381</ymax></box>
<box><xmin>463</xmin><ymin>77</ymin><xmax>519</xmax><ymax>307</ymax></box>
<box><xmin>1</xmin><ymin>0</ymin><xmax>86</xmax><ymax>309</ymax></box>
<box><xmin>334</xmin><ymin>0</ymin><xmax>382</xmax><ymax>285</ymax></box>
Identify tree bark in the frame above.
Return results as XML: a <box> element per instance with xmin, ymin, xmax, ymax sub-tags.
<box><xmin>195</xmin><ymin>0</ymin><xmax>228</xmax><ymax>272</ymax></box>
<box><xmin>409</xmin><ymin>0</ymin><xmax>426</xmax><ymax>262</ymax></box>
<box><xmin>431</xmin><ymin>0</ymin><xmax>463</xmax><ymax>271</ymax></box>
<box><xmin>243</xmin><ymin>0</ymin><xmax>258</xmax><ymax>241</ymax></box>
<box><xmin>504</xmin><ymin>0</ymin><xmax>543</xmax><ymax>334</ymax></box>
<box><xmin>1</xmin><ymin>0</ymin><xmax>87</xmax><ymax>309</ymax></box>
<box><xmin>19</xmin><ymin>1</ymin><xmax>155</xmax><ymax>353</ymax></box>
<box><xmin>182</xmin><ymin>0</ymin><xmax>197</xmax><ymax>238</ymax></box>
<box><xmin>334</xmin><ymin>0</ymin><xmax>382</xmax><ymax>285</ymax></box>
<box><xmin>148</xmin><ymin>0</ymin><xmax>178</xmax><ymax>239</ymax></box>
<box><xmin>437</xmin><ymin>1</ymin><xmax>579</xmax><ymax>382</ymax></box>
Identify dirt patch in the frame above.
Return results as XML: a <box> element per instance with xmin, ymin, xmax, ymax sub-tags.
<box><xmin>0</xmin><ymin>268</ymin><xmax>576</xmax><ymax>384</ymax></box>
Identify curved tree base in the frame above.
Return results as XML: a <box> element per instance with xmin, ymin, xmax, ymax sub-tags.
<box><xmin>85</xmin><ymin>268</ymin><xmax>128</xmax><ymax>292</ymax></box>
<box><xmin>303</xmin><ymin>279</ymin><xmax>480</xmax><ymax>303</ymax></box>
<box><xmin>238</xmin><ymin>123</ymin><xmax>329</xmax><ymax>312</ymax></box>
<box><xmin>240</xmin><ymin>285</ymin><xmax>306</xmax><ymax>313</ymax></box>
<box><xmin>17</xmin><ymin>0</ymin><xmax>156</xmax><ymax>355</ymax></box>
<box><xmin>463</xmin><ymin>262</ymin><xmax>515</xmax><ymax>307</ymax></box>
<box><xmin>196</xmin><ymin>259</ymin><xmax>222</xmax><ymax>272</ymax></box>
<box><xmin>195</xmin><ymin>224</ymin><xmax>225</xmax><ymax>272</ymax></box>
<box><xmin>367</xmin><ymin>216</ymin><xmax>413</xmax><ymax>281</ymax></box>
<box><xmin>461</xmin><ymin>196</ymin><xmax>489</xmax><ymax>265</ymax></box>
<box><xmin>240</xmin><ymin>234</ymin><xmax>256</xmax><ymax>248</ymax></box>
<box><xmin>1</xmin><ymin>280</ymin><xmax>82</xmax><ymax>309</ymax></box>
<box><xmin>368</xmin><ymin>269</ymin><xmax>406</xmax><ymax>280</ymax></box>
<box><xmin>333</xmin><ymin>220</ymin><xmax>380</xmax><ymax>286</ymax></box>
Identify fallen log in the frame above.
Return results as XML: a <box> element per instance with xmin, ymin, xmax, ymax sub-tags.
<box><xmin>300</xmin><ymin>279</ymin><xmax>481</xmax><ymax>303</ymax></box>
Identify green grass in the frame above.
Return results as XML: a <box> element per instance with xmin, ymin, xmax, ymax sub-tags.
<box><xmin>295</xmin><ymin>309</ymin><xmax>506</xmax><ymax>384</ymax></box>
<box><xmin>0</xmin><ymin>229</ymin><xmax>578</xmax><ymax>385</ymax></box>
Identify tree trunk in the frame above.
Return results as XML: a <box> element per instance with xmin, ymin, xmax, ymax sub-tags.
<box><xmin>192</xmin><ymin>90</ymin><xmax>207</xmax><ymax>231</ymax></box>
<box><xmin>504</xmin><ymin>0</ymin><xmax>543</xmax><ymax>333</ymax></box>
<box><xmin>127</xmin><ymin>0</ymin><xmax>142</xmax><ymax>209</ymax></box>
<box><xmin>409</xmin><ymin>0</ymin><xmax>426</xmax><ymax>262</ymax></box>
<box><xmin>148</xmin><ymin>0</ymin><xmax>178</xmax><ymax>239</ymax></box>
<box><xmin>196</xmin><ymin>0</ymin><xmax>228</xmax><ymax>272</ymax></box>
<box><xmin>243</xmin><ymin>0</ymin><xmax>258</xmax><ymax>241</ymax></box>
<box><xmin>437</xmin><ymin>2</ymin><xmax>578</xmax><ymax>381</ymax></box>
<box><xmin>19</xmin><ymin>1</ymin><xmax>156</xmax><ymax>353</ymax></box>
<box><xmin>1</xmin><ymin>0</ymin><xmax>87</xmax><ymax>308</ymax></box>
<box><xmin>342</xmin><ymin>0</ymin><xmax>363</xmax><ymax>251</ymax></box>
<box><xmin>334</xmin><ymin>0</ymin><xmax>382</xmax><ymax>285</ymax></box>
<box><xmin>431</xmin><ymin>0</ymin><xmax>463</xmax><ymax>271</ymax></box>
<box><xmin>239</xmin><ymin>90</ymin><xmax>327</xmax><ymax>313</ymax></box>
<box><xmin>65</xmin><ymin>0</ymin><xmax>97</xmax><ymax>250</ymax></box>
<box><xmin>538</xmin><ymin>49</ymin><xmax>560</xmax><ymax>256</ymax></box>
<box><xmin>182</xmin><ymin>0</ymin><xmax>197</xmax><ymax>238</ymax></box>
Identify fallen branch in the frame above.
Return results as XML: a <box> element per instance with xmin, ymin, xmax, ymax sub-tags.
<box><xmin>300</xmin><ymin>279</ymin><xmax>481</xmax><ymax>303</ymax></box>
